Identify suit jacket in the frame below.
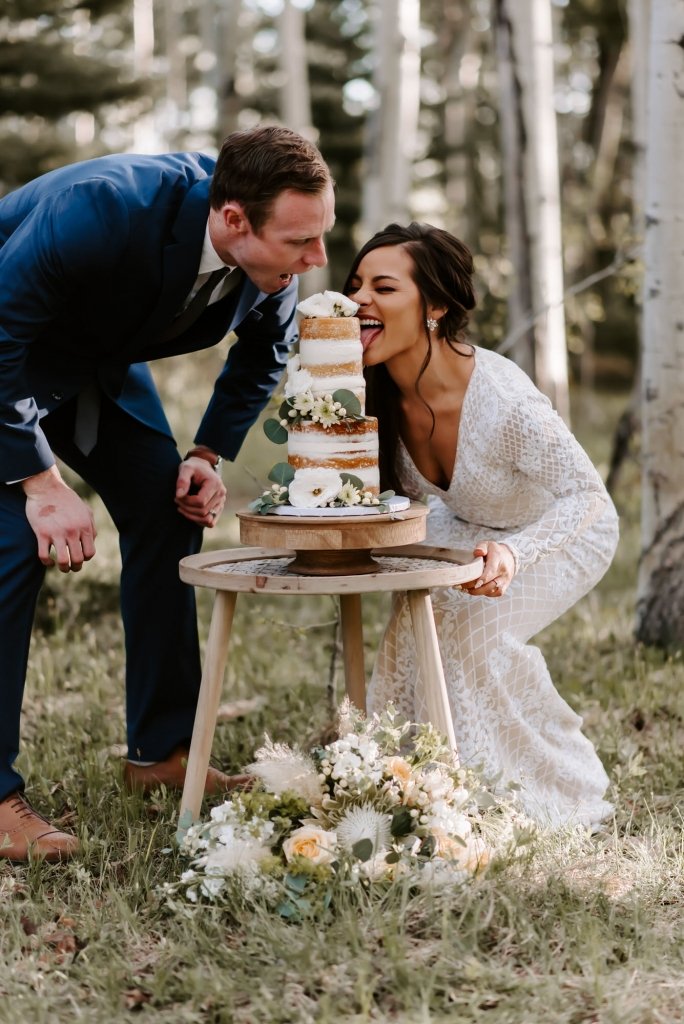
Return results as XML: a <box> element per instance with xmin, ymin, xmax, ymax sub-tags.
<box><xmin>0</xmin><ymin>151</ymin><xmax>299</xmax><ymax>482</ymax></box>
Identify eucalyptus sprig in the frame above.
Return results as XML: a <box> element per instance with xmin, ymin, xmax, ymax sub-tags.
<box><xmin>263</xmin><ymin>388</ymin><xmax>364</xmax><ymax>443</ymax></box>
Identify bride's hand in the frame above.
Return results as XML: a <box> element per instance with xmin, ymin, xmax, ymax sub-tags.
<box><xmin>462</xmin><ymin>541</ymin><xmax>516</xmax><ymax>598</ymax></box>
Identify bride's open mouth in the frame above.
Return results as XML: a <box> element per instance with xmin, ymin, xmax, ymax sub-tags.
<box><xmin>360</xmin><ymin>318</ymin><xmax>383</xmax><ymax>351</ymax></box>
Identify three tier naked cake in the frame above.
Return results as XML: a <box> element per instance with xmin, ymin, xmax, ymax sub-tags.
<box><xmin>250</xmin><ymin>291</ymin><xmax>397</xmax><ymax>515</ymax></box>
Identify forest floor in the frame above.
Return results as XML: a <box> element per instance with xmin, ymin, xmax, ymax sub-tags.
<box><xmin>2</xmin><ymin>352</ymin><xmax>683</xmax><ymax>1024</ymax></box>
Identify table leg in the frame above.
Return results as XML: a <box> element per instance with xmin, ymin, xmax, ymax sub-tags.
<box><xmin>406</xmin><ymin>589</ymin><xmax>458</xmax><ymax>755</ymax></box>
<box><xmin>339</xmin><ymin>593</ymin><xmax>366</xmax><ymax>712</ymax></box>
<box><xmin>177</xmin><ymin>590</ymin><xmax>238</xmax><ymax>841</ymax></box>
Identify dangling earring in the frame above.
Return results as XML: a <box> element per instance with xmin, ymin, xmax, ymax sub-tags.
<box><xmin>426</xmin><ymin>317</ymin><xmax>438</xmax><ymax>332</ymax></box>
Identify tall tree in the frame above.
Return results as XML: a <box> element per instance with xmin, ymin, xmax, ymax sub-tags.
<box><xmin>360</xmin><ymin>0</ymin><xmax>421</xmax><ymax>236</ymax></box>
<box><xmin>636</xmin><ymin>0</ymin><xmax>684</xmax><ymax>648</ymax></box>
<box><xmin>502</xmin><ymin>0</ymin><xmax>570</xmax><ymax>423</ymax></box>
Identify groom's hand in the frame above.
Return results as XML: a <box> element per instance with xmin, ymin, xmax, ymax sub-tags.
<box><xmin>22</xmin><ymin>465</ymin><xmax>97</xmax><ymax>571</ymax></box>
<box><xmin>175</xmin><ymin>455</ymin><xmax>226</xmax><ymax>528</ymax></box>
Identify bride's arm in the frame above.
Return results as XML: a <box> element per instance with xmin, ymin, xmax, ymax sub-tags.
<box><xmin>497</xmin><ymin>391</ymin><xmax>618</xmax><ymax>573</ymax></box>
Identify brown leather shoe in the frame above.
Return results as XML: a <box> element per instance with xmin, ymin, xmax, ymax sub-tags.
<box><xmin>0</xmin><ymin>792</ymin><xmax>80</xmax><ymax>863</ymax></box>
<box><xmin>122</xmin><ymin>747</ymin><xmax>252</xmax><ymax>796</ymax></box>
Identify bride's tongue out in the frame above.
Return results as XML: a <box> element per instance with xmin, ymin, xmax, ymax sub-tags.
<box><xmin>360</xmin><ymin>324</ymin><xmax>383</xmax><ymax>351</ymax></box>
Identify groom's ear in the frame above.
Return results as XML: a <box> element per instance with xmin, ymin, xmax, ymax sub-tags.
<box><xmin>221</xmin><ymin>202</ymin><xmax>251</xmax><ymax>236</ymax></box>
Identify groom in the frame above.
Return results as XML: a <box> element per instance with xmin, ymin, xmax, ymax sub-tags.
<box><xmin>0</xmin><ymin>124</ymin><xmax>335</xmax><ymax>862</ymax></box>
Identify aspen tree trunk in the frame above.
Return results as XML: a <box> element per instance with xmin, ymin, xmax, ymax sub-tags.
<box><xmin>277</xmin><ymin>0</ymin><xmax>328</xmax><ymax>294</ymax></box>
<box><xmin>162</xmin><ymin>0</ymin><xmax>188</xmax><ymax>149</ymax></box>
<box><xmin>636</xmin><ymin>0</ymin><xmax>684</xmax><ymax>648</ymax></box>
<box><xmin>606</xmin><ymin>0</ymin><xmax>650</xmax><ymax>494</ymax></box>
<box><xmin>132</xmin><ymin>0</ymin><xmax>158</xmax><ymax>151</ymax></box>
<box><xmin>361</xmin><ymin>0</ymin><xmax>421</xmax><ymax>236</ymax></box>
<box><xmin>505</xmin><ymin>0</ymin><xmax>570</xmax><ymax>423</ymax></box>
<box><xmin>493</xmin><ymin>0</ymin><xmax>535</xmax><ymax>378</ymax></box>
<box><xmin>439</xmin><ymin>5</ymin><xmax>474</xmax><ymax>240</ymax></box>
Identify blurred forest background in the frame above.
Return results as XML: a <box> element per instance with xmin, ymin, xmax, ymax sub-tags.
<box><xmin>0</xmin><ymin>0</ymin><xmax>638</xmax><ymax>387</ymax></box>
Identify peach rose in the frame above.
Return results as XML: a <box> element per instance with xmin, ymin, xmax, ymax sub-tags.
<box><xmin>385</xmin><ymin>756</ymin><xmax>413</xmax><ymax>786</ymax></box>
<box><xmin>282</xmin><ymin>825</ymin><xmax>337</xmax><ymax>866</ymax></box>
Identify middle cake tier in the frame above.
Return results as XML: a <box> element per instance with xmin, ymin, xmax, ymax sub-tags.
<box><xmin>287</xmin><ymin>418</ymin><xmax>380</xmax><ymax>496</ymax></box>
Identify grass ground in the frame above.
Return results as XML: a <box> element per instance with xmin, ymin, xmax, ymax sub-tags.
<box><xmin>2</xmin><ymin>352</ymin><xmax>683</xmax><ymax>1024</ymax></box>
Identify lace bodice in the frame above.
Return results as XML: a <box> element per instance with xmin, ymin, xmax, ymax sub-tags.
<box><xmin>397</xmin><ymin>346</ymin><xmax>615</xmax><ymax>571</ymax></box>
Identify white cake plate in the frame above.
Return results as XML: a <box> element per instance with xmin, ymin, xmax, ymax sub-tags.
<box><xmin>270</xmin><ymin>495</ymin><xmax>411</xmax><ymax>517</ymax></box>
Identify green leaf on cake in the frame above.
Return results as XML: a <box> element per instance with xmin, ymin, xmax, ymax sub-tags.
<box><xmin>268</xmin><ymin>462</ymin><xmax>295</xmax><ymax>486</ymax></box>
<box><xmin>340</xmin><ymin>472</ymin><xmax>365</xmax><ymax>491</ymax></box>
<box><xmin>332</xmin><ymin>389</ymin><xmax>361</xmax><ymax>416</ymax></box>
<box><xmin>264</xmin><ymin>418</ymin><xmax>288</xmax><ymax>444</ymax></box>
<box><xmin>379</xmin><ymin>490</ymin><xmax>396</xmax><ymax>501</ymax></box>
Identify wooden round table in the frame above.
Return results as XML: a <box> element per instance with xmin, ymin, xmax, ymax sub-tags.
<box><xmin>176</xmin><ymin>536</ymin><xmax>483</xmax><ymax>836</ymax></box>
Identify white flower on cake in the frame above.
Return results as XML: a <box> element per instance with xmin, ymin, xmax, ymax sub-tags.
<box><xmin>297</xmin><ymin>290</ymin><xmax>359</xmax><ymax>318</ymax></box>
<box><xmin>337</xmin><ymin>480</ymin><xmax>362</xmax><ymax>506</ymax></box>
<box><xmin>287</xmin><ymin>468</ymin><xmax>344</xmax><ymax>508</ymax></box>
<box><xmin>284</xmin><ymin>355</ymin><xmax>315</xmax><ymax>399</ymax></box>
<box><xmin>311</xmin><ymin>395</ymin><xmax>343</xmax><ymax>428</ymax></box>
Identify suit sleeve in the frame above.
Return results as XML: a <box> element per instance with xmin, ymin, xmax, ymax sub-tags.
<box><xmin>0</xmin><ymin>180</ymin><xmax>130</xmax><ymax>481</ymax></box>
<box><xmin>193</xmin><ymin>278</ymin><xmax>299</xmax><ymax>460</ymax></box>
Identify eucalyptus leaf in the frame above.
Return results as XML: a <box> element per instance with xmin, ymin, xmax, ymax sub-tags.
<box><xmin>340</xmin><ymin>472</ymin><xmax>365</xmax><ymax>490</ymax></box>
<box><xmin>264</xmin><ymin>418</ymin><xmax>288</xmax><ymax>444</ymax></box>
<box><xmin>385</xmin><ymin>850</ymin><xmax>401</xmax><ymax>864</ymax></box>
<box><xmin>268</xmin><ymin>462</ymin><xmax>295</xmax><ymax>486</ymax></box>
<box><xmin>332</xmin><ymin>389</ymin><xmax>361</xmax><ymax>416</ymax></box>
<box><xmin>379</xmin><ymin>490</ymin><xmax>396</xmax><ymax>501</ymax></box>
<box><xmin>390</xmin><ymin>807</ymin><xmax>413</xmax><ymax>837</ymax></box>
<box><xmin>284</xmin><ymin>873</ymin><xmax>309</xmax><ymax>893</ymax></box>
<box><xmin>352</xmin><ymin>838</ymin><xmax>373</xmax><ymax>862</ymax></box>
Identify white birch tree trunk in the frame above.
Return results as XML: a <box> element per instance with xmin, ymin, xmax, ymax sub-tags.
<box><xmin>132</xmin><ymin>0</ymin><xmax>159</xmax><ymax>152</ymax></box>
<box><xmin>506</xmin><ymin>0</ymin><xmax>570</xmax><ymax>423</ymax></box>
<box><xmin>277</xmin><ymin>0</ymin><xmax>327</xmax><ymax>294</ymax></box>
<box><xmin>361</xmin><ymin>0</ymin><xmax>421</xmax><ymax>237</ymax></box>
<box><xmin>636</xmin><ymin>0</ymin><xmax>684</xmax><ymax>647</ymax></box>
<box><xmin>493</xmin><ymin>0</ymin><xmax>535</xmax><ymax>378</ymax></box>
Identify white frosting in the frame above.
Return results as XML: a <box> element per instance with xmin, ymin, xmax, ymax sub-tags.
<box><xmin>300</xmin><ymin>338</ymin><xmax>361</xmax><ymax>364</ymax></box>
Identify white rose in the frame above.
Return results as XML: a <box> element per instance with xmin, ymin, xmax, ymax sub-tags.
<box><xmin>288</xmin><ymin>468</ymin><xmax>343</xmax><ymax>508</ymax></box>
<box><xmin>282</xmin><ymin>825</ymin><xmax>337</xmax><ymax>866</ymax></box>
<box><xmin>296</xmin><ymin>293</ymin><xmax>333</xmax><ymax>317</ymax></box>
<box><xmin>284</xmin><ymin>368</ymin><xmax>315</xmax><ymax>398</ymax></box>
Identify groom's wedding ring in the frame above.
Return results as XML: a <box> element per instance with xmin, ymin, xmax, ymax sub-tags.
<box><xmin>209</xmin><ymin>509</ymin><xmax>218</xmax><ymax>518</ymax></box>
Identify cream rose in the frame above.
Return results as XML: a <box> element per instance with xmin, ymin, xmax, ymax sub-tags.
<box><xmin>282</xmin><ymin>825</ymin><xmax>337</xmax><ymax>866</ymax></box>
<box><xmin>385</xmin><ymin>755</ymin><xmax>413</xmax><ymax>786</ymax></box>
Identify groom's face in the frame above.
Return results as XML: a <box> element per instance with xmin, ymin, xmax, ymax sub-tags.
<box><xmin>218</xmin><ymin>184</ymin><xmax>335</xmax><ymax>293</ymax></box>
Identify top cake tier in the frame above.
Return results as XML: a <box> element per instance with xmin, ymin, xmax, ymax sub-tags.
<box><xmin>298</xmin><ymin>316</ymin><xmax>365</xmax><ymax>412</ymax></box>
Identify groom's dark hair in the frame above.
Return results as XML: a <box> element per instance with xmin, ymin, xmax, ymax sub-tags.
<box><xmin>210</xmin><ymin>124</ymin><xmax>333</xmax><ymax>232</ymax></box>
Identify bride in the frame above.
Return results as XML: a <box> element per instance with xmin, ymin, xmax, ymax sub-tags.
<box><xmin>344</xmin><ymin>222</ymin><xmax>618</xmax><ymax>827</ymax></box>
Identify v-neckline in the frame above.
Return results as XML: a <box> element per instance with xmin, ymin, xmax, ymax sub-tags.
<box><xmin>398</xmin><ymin>347</ymin><xmax>479</xmax><ymax>495</ymax></box>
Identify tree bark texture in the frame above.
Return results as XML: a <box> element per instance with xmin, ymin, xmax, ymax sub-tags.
<box><xmin>636</xmin><ymin>0</ymin><xmax>684</xmax><ymax>648</ymax></box>
<box><xmin>505</xmin><ymin>0</ymin><xmax>570</xmax><ymax>424</ymax></box>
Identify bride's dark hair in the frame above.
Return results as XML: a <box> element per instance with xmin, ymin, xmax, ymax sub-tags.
<box><xmin>343</xmin><ymin>222</ymin><xmax>476</xmax><ymax>493</ymax></box>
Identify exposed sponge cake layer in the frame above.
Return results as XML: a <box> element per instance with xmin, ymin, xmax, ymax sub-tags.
<box><xmin>288</xmin><ymin>419</ymin><xmax>380</xmax><ymax>495</ymax></box>
<box><xmin>299</xmin><ymin>317</ymin><xmax>365</xmax><ymax>410</ymax></box>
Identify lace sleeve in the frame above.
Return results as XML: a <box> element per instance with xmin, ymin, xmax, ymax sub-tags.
<box><xmin>500</xmin><ymin>391</ymin><xmax>617</xmax><ymax>572</ymax></box>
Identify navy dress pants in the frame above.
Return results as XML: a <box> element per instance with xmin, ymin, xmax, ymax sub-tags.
<box><xmin>0</xmin><ymin>395</ymin><xmax>203</xmax><ymax>800</ymax></box>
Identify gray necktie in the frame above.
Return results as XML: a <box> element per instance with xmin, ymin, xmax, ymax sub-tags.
<box><xmin>162</xmin><ymin>267</ymin><xmax>242</xmax><ymax>341</ymax></box>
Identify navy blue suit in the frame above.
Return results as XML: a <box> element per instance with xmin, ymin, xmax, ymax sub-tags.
<box><xmin>0</xmin><ymin>152</ymin><xmax>298</xmax><ymax>798</ymax></box>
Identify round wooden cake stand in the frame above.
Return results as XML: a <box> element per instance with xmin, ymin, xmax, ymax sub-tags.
<box><xmin>176</xmin><ymin>542</ymin><xmax>483</xmax><ymax>835</ymax></box>
<box><xmin>237</xmin><ymin>502</ymin><xmax>429</xmax><ymax>575</ymax></box>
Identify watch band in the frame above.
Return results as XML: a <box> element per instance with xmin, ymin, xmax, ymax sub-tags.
<box><xmin>184</xmin><ymin>447</ymin><xmax>222</xmax><ymax>471</ymax></box>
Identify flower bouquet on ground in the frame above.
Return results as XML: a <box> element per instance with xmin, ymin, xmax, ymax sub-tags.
<box><xmin>171</xmin><ymin>703</ymin><xmax>530</xmax><ymax>917</ymax></box>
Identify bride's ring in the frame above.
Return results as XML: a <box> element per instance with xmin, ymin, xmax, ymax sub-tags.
<box><xmin>492</xmin><ymin>580</ymin><xmax>500</xmax><ymax>593</ymax></box>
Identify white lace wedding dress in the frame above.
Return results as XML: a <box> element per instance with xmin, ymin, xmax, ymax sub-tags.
<box><xmin>368</xmin><ymin>346</ymin><xmax>619</xmax><ymax>826</ymax></box>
